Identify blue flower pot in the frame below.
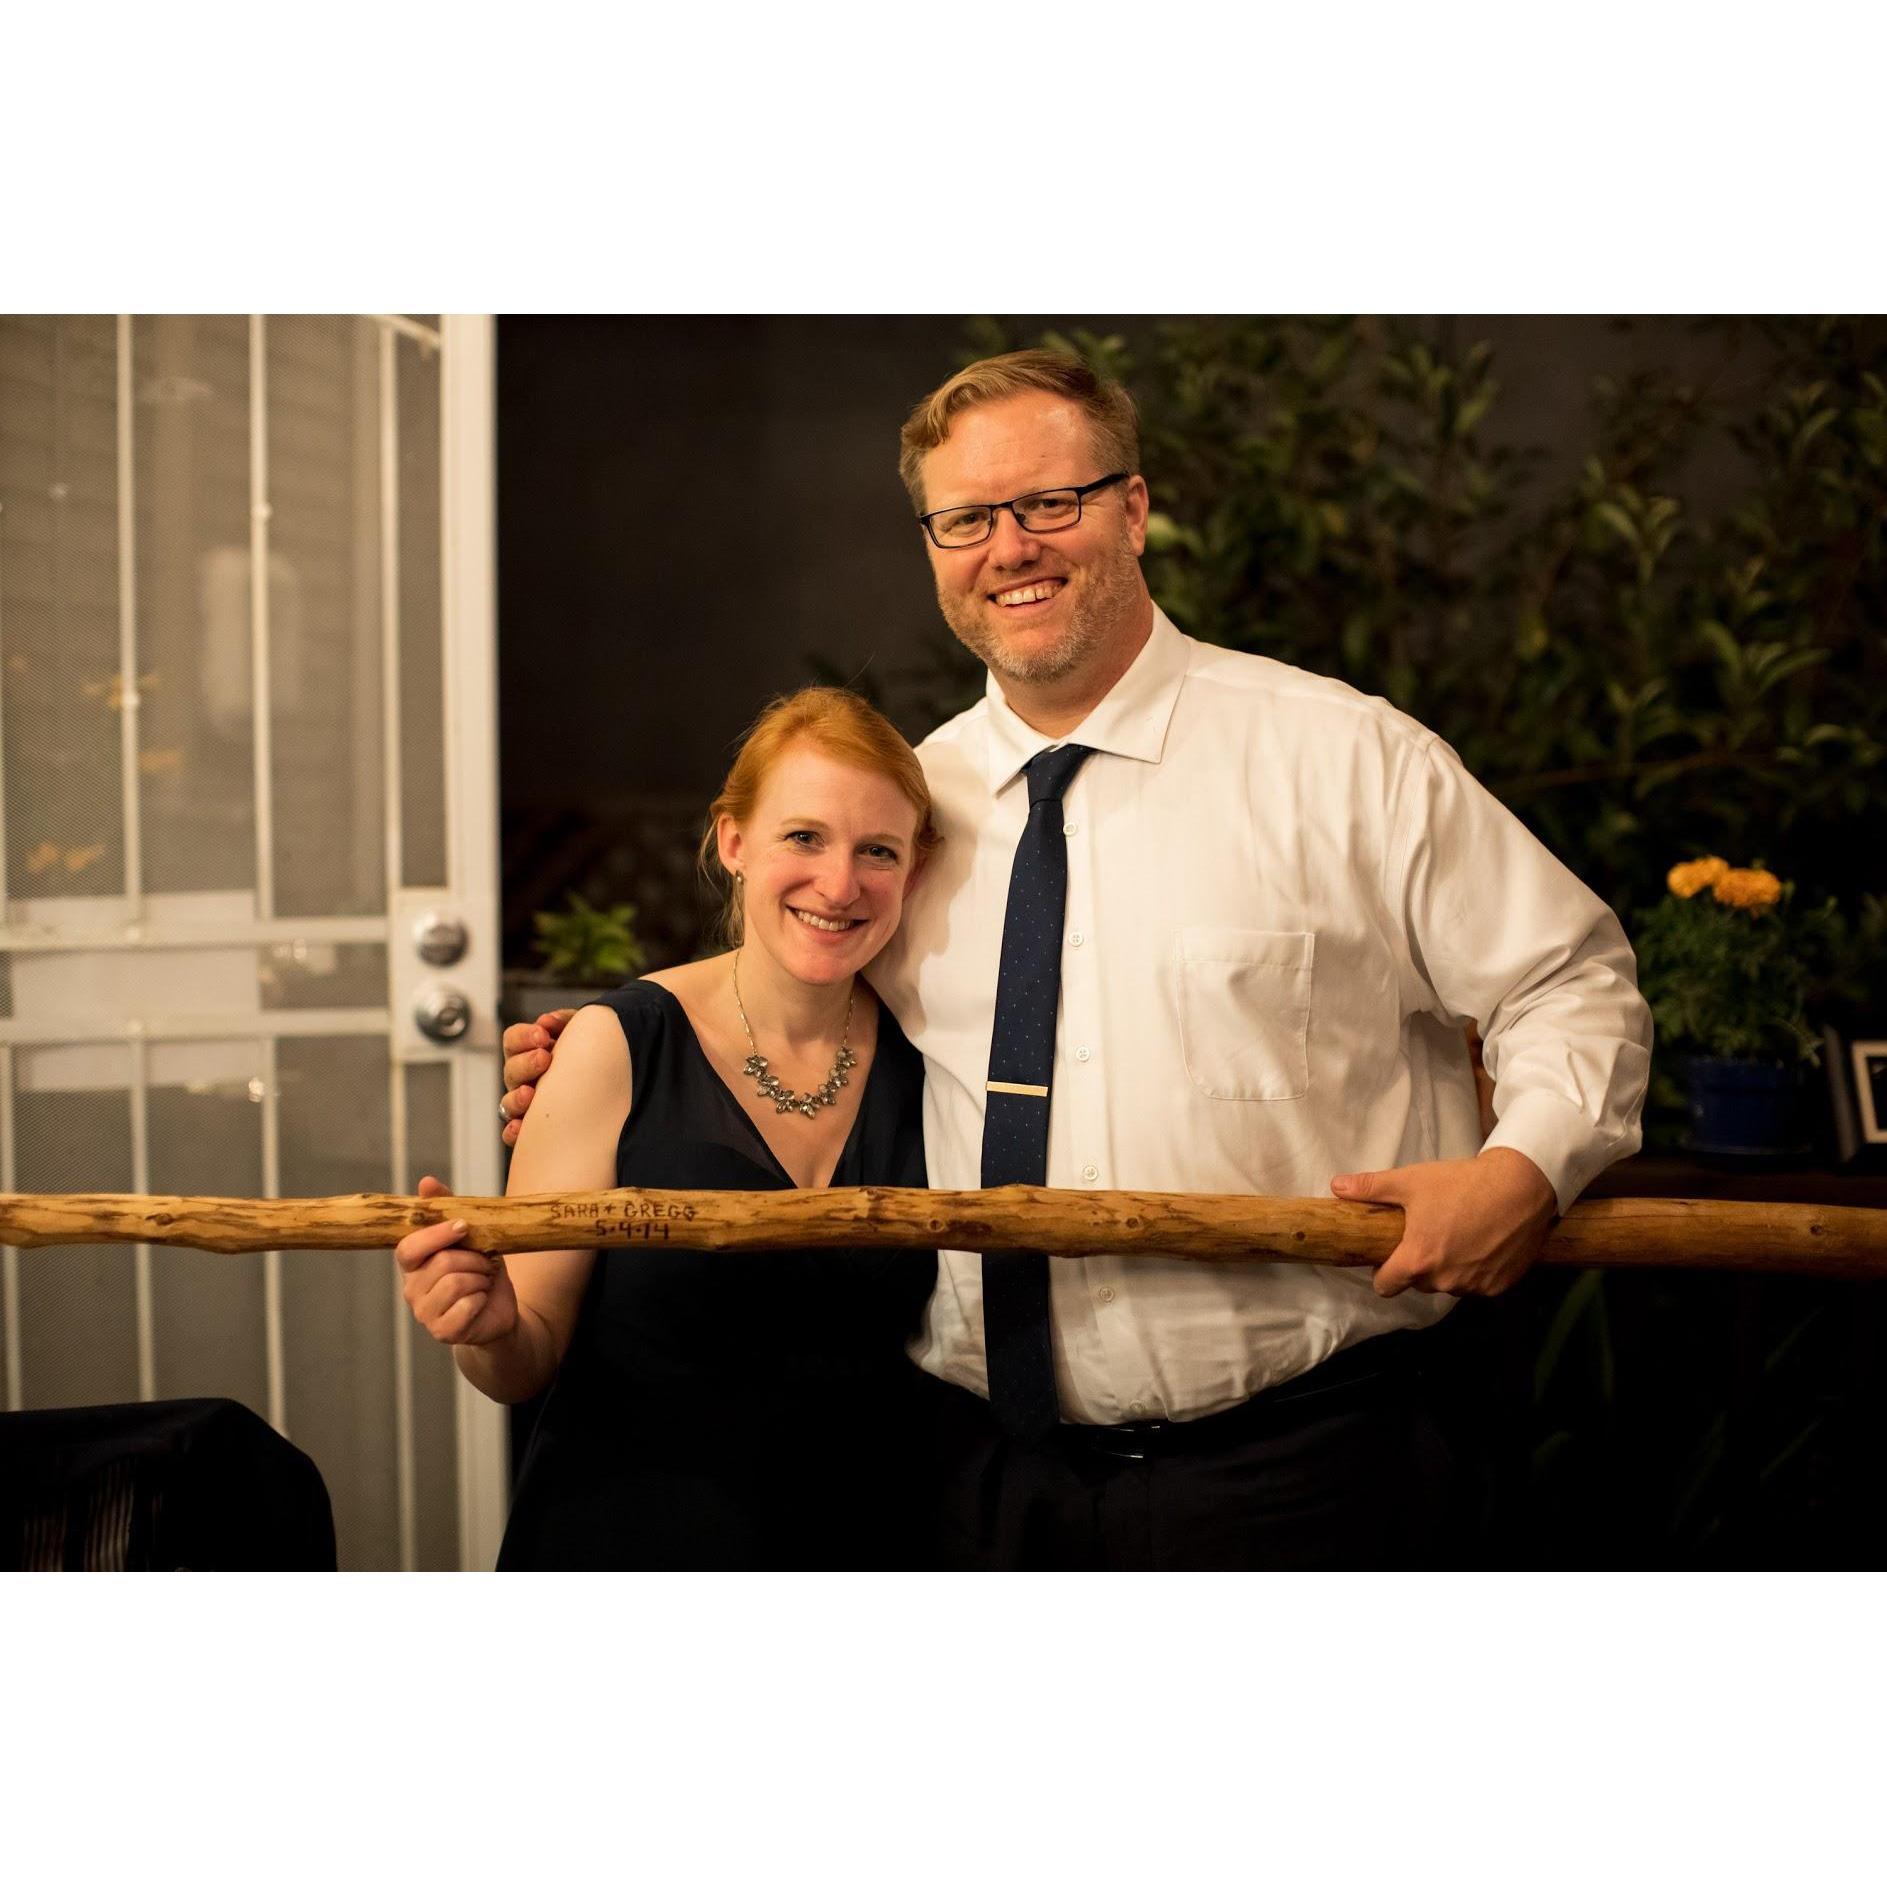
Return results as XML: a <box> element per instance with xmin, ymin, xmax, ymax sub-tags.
<box><xmin>1682</xmin><ymin>1055</ymin><xmax>1808</xmax><ymax>1157</ymax></box>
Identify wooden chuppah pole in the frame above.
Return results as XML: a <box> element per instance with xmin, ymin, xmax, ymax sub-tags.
<box><xmin>1</xmin><ymin>1186</ymin><xmax>1885</xmax><ymax>1282</ymax></box>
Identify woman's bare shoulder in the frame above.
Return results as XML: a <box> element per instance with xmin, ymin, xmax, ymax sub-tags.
<box><xmin>641</xmin><ymin>955</ymin><xmax>730</xmax><ymax>1003</ymax></box>
<box><xmin>533</xmin><ymin>1001</ymin><xmax>632</xmax><ymax>1113</ymax></box>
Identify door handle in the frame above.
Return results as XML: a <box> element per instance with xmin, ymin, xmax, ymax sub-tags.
<box><xmin>414</xmin><ymin>984</ymin><xmax>473</xmax><ymax>1043</ymax></box>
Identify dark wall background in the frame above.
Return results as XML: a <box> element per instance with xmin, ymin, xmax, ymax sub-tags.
<box><xmin>499</xmin><ymin>315</ymin><xmax>960</xmax><ymax>808</ymax></box>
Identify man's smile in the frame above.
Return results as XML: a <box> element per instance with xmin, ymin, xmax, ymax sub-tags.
<box><xmin>990</xmin><ymin>578</ymin><xmax>1067</xmax><ymax>609</ymax></box>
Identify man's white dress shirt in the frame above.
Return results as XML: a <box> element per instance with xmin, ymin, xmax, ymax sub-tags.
<box><xmin>868</xmin><ymin>608</ymin><xmax>1652</xmax><ymax>1426</ymax></box>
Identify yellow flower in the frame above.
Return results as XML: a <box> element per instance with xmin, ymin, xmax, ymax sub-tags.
<box><xmin>1713</xmin><ymin>867</ymin><xmax>1783</xmax><ymax>910</ymax></box>
<box><xmin>1667</xmin><ymin>856</ymin><xmax>1729</xmax><ymax>898</ymax></box>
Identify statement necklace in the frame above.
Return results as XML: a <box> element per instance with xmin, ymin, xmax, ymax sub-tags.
<box><xmin>731</xmin><ymin>949</ymin><xmax>856</xmax><ymax>1120</ymax></box>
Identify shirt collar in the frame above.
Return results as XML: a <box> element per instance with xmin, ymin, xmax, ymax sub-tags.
<box><xmin>979</xmin><ymin>604</ymin><xmax>1190</xmax><ymax>793</ymax></box>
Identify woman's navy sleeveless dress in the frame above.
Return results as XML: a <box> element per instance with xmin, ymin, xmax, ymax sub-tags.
<box><xmin>496</xmin><ymin>981</ymin><xmax>939</xmax><ymax>1569</ymax></box>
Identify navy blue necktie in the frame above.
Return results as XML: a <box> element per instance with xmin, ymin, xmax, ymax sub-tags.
<box><xmin>981</xmin><ymin>742</ymin><xmax>1092</xmax><ymax>1439</ymax></box>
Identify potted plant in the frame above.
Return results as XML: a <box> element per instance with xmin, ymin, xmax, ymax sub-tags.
<box><xmin>1633</xmin><ymin>856</ymin><xmax>1836</xmax><ymax>1156</ymax></box>
<box><xmin>502</xmin><ymin>892</ymin><xmax>647</xmax><ymax>1024</ymax></box>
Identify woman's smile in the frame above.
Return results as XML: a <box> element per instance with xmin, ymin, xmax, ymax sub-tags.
<box><xmin>787</xmin><ymin>906</ymin><xmax>866</xmax><ymax>933</ymax></box>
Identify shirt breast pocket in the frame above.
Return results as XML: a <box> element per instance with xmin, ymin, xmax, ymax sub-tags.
<box><xmin>1177</xmin><ymin>927</ymin><xmax>1315</xmax><ymax>1101</ymax></box>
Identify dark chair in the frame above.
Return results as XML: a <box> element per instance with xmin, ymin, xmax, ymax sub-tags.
<box><xmin>0</xmin><ymin>1397</ymin><xmax>337</xmax><ymax>1571</ymax></box>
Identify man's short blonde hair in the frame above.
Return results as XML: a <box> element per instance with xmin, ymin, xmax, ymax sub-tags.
<box><xmin>897</xmin><ymin>348</ymin><xmax>1141</xmax><ymax>511</ymax></box>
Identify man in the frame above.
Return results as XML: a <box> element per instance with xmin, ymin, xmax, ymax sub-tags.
<box><xmin>502</xmin><ymin>349</ymin><xmax>1652</xmax><ymax>1569</ymax></box>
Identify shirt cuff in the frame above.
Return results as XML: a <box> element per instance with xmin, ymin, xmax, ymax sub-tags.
<box><xmin>1482</xmin><ymin>1088</ymin><xmax>1641</xmax><ymax>1216</ymax></box>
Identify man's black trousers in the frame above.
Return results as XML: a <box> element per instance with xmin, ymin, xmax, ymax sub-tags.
<box><xmin>930</xmin><ymin>1323</ymin><xmax>1489</xmax><ymax>1571</ymax></box>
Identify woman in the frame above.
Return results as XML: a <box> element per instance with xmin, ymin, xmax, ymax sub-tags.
<box><xmin>395</xmin><ymin>688</ymin><xmax>944</xmax><ymax>1568</ymax></box>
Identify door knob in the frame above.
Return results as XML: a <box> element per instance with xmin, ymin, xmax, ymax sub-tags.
<box><xmin>414</xmin><ymin>985</ymin><xmax>472</xmax><ymax>1042</ymax></box>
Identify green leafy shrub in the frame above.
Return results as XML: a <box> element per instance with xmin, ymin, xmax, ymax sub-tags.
<box><xmin>532</xmin><ymin>892</ymin><xmax>646</xmax><ymax>984</ymax></box>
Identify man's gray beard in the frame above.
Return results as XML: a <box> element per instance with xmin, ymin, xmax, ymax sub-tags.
<box><xmin>936</xmin><ymin>536</ymin><xmax>1145</xmax><ymax>688</ymax></box>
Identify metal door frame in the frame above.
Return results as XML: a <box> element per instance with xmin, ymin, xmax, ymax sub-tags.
<box><xmin>439</xmin><ymin>314</ymin><xmax>507</xmax><ymax>1570</ymax></box>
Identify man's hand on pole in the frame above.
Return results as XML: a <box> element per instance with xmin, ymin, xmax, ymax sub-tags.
<box><xmin>1329</xmin><ymin>1147</ymin><xmax>1558</xmax><ymax>1298</ymax></box>
<box><xmin>499</xmin><ymin>1008</ymin><xmax>576</xmax><ymax>1148</ymax></box>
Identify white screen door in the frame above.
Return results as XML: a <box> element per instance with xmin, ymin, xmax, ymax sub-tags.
<box><xmin>0</xmin><ymin>313</ymin><xmax>507</xmax><ymax>1569</ymax></box>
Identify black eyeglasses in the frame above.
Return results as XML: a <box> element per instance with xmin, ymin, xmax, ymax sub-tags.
<box><xmin>918</xmin><ymin>471</ymin><xmax>1131</xmax><ymax>549</ymax></box>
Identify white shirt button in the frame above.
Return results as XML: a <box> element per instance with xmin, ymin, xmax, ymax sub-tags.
<box><xmin>1081</xmin><ymin>1163</ymin><xmax>1099</xmax><ymax>1183</ymax></box>
<box><xmin>1069</xmin><ymin>931</ymin><xmax>1084</xmax><ymax>946</ymax></box>
<box><xmin>1074</xmin><ymin>1046</ymin><xmax>1092</xmax><ymax>1063</ymax></box>
<box><xmin>1128</xmin><ymin>1400</ymin><xmax>1148</xmax><ymax>1416</ymax></box>
<box><xmin>1096</xmin><ymin>1285</ymin><xmax>1117</xmax><ymax>1305</ymax></box>
<box><xmin>1062</xmin><ymin>821</ymin><xmax>1077</xmax><ymax>836</ymax></box>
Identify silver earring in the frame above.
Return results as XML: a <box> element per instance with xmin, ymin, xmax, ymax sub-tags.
<box><xmin>734</xmin><ymin>870</ymin><xmax>744</xmax><ymax>886</ymax></box>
